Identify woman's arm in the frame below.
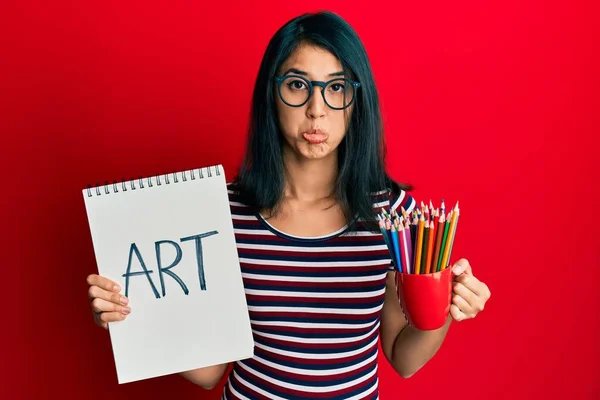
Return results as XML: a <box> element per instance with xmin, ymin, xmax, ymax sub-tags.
<box><xmin>379</xmin><ymin>271</ymin><xmax>452</xmax><ymax>378</ymax></box>
<box><xmin>179</xmin><ymin>363</ymin><xmax>230</xmax><ymax>390</ymax></box>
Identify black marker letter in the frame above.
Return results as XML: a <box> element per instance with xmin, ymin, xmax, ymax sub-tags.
<box><xmin>155</xmin><ymin>240</ymin><xmax>188</xmax><ymax>297</ymax></box>
<box><xmin>180</xmin><ymin>231</ymin><xmax>218</xmax><ymax>291</ymax></box>
<box><xmin>122</xmin><ymin>243</ymin><xmax>160</xmax><ymax>298</ymax></box>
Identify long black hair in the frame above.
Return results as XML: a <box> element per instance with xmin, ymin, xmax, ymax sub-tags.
<box><xmin>234</xmin><ymin>10</ymin><xmax>412</xmax><ymax>230</ymax></box>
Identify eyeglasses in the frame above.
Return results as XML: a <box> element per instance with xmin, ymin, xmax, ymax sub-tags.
<box><xmin>274</xmin><ymin>75</ymin><xmax>361</xmax><ymax>110</ymax></box>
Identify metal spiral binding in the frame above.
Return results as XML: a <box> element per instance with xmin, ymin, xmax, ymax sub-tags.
<box><xmin>85</xmin><ymin>165</ymin><xmax>221</xmax><ymax>197</ymax></box>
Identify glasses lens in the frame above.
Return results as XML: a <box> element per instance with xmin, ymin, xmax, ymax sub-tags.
<box><xmin>279</xmin><ymin>76</ymin><xmax>310</xmax><ymax>106</ymax></box>
<box><xmin>324</xmin><ymin>79</ymin><xmax>355</xmax><ymax>109</ymax></box>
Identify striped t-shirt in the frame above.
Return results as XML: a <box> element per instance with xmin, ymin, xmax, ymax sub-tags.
<box><xmin>222</xmin><ymin>184</ymin><xmax>416</xmax><ymax>400</ymax></box>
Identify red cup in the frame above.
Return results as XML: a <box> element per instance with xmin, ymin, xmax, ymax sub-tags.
<box><xmin>395</xmin><ymin>266</ymin><xmax>453</xmax><ymax>330</ymax></box>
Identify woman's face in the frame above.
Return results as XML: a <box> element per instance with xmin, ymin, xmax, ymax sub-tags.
<box><xmin>275</xmin><ymin>43</ymin><xmax>354</xmax><ymax>160</ymax></box>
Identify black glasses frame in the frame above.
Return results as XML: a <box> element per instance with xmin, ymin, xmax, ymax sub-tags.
<box><xmin>274</xmin><ymin>75</ymin><xmax>361</xmax><ymax>110</ymax></box>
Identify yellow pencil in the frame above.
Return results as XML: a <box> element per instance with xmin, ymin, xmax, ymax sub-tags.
<box><xmin>414</xmin><ymin>211</ymin><xmax>425</xmax><ymax>274</ymax></box>
<box><xmin>446</xmin><ymin>201</ymin><xmax>460</xmax><ymax>264</ymax></box>
<box><xmin>440</xmin><ymin>202</ymin><xmax>459</xmax><ymax>270</ymax></box>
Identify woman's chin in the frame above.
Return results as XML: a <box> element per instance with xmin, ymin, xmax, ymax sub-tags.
<box><xmin>282</xmin><ymin>140</ymin><xmax>339</xmax><ymax>161</ymax></box>
<box><xmin>298</xmin><ymin>143</ymin><xmax>336</xmax><ymax>159</ymax></box>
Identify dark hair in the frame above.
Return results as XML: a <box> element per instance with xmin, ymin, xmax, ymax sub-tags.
<box><xmin>234</xmin><ymin>10</ymin><xmax>412</xmax><ymax>230</ymax></box>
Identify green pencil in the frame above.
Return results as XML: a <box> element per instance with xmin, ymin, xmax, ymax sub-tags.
<box><xmin>420</xmin><ymin>222</ymin><xmax>429</xmax><ymax>274</ymax></box>
<box><xmin>437</xmin><ymin>215</ymin><xmax>451</xmax><ymax>272</ymax></box>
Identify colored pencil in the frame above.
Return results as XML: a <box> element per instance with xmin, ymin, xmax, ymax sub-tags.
<box><xmin>396</xmin><ymin>221</ymin><xmax>406</xmax><ymax>274</ymax></box>
<box><xmin>446</xmin><ymin>202</ymin><xmax>460</xmax><ymax>265</ymax></box>
<box><xmin>404</xmin><ymin>217</ymin><xmax>413</xmax><ymax>272</ymax></box>
<box><xmin>381</xmin><ymin>208</ymin><xmax>390</xmax><ymax>220</ymax></box>
<box><xmin>439</xmin><ymin>209</ymin><xmax>454</xmax><ymax>271</ymax></box>
<box><xmin>429</xmin><ymin>200</ymin><xmax>434</xmax><ymax>220</ymax></box>
<box><xmin>437</xmin><ymin>210</ymin><xmax>451</xmax><ymax>272</ymax></box>
<box><xmin>420</xmin><ymin>220</ymin><xmax>429</xmax><ymax>274</ymax></box>
<box><xmin>378</xmin><ymin>215</ymin><xmax>394</xmax><ymax>261</ymax></box>
<box><xmin>441</xmin><ymin>204</ymin><xmax>459</xmax><ymax>270</ymax></box>
<box><xmin>414</xmin><ymin>211</ymin><xmax>425</xmax><ymax>274</ymax></box>
<box><xmin>432</xmin><ymin>211</ymin><xmax>445</xmax><ymax>273</ymax></box>
<box><xmin>391</xmin><ymin>225</ymin><xmax>403</xmax><ymax>273</ymax></box>
<box><xmin>425</xmin><ymin>218</ymin><xmax>436</xmax><ymax>274</ymax></box>
<box><xmin>399</xmin><ymin>221</ymin><xmax>411</xmax><ymax>274</ymax></box>
<box><xmin>385</xmin><ymin>219</ymin><xmax>395</xmax><ymax>264</ymax></box>
<box><xmin>410</xmin><ymin>213</ymin><xmax>418</xmax><ymax>247</ymax></box>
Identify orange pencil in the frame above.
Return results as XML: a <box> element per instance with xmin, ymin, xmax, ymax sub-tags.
<box><xmin>414</xmin><ymin>210</ymin><xmax>425</xmax><ymax>274</ymax></box>
<box><xmin>424</xmin><ymin>213</ymin><xmax>436</xmax><ymax>273</ymax></box>
<box><xmin>440</xmin><ymin>203</ymin><xmax>459</xmax><ymax>270</ymax></box>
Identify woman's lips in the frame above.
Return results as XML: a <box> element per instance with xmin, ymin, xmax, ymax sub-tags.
<box><xmin>302</xmin><ymin>129</ymin><xmax>328</xmax><ymax>144</ymax></box>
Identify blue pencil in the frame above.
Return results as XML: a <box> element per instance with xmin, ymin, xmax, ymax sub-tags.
<box><xmin>391</xmin><ymin>225</ymin><xmax>403</xmax><ymax>273</ymax></box>
<box><xmin>377</xmin><ymin>215</ymin><xmax>393</xmax><ymax>259</ymax></box>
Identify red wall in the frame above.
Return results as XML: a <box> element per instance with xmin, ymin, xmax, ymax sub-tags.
<box><xmin>3</xmin><ymin>1</ymin><xmax>599</xmax><ymax>398</ymax></box>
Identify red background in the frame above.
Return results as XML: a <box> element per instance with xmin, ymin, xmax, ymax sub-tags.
<box><xmin>2</xmin><ymin>1</ymin><xmax>599</xmax><ymax>399</ymax></box>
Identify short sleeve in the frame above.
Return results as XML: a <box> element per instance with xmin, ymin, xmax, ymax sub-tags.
<box><xmin>389</xmin><ymin>187</ymin><xmax>417</xmax><ymax>215</ymax></box>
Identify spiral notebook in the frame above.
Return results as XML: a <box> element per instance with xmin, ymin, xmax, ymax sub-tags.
<box><xmin>82</xmin><ymin>165</ymin><xmax>253</xmax><ymax>384</ymax></box>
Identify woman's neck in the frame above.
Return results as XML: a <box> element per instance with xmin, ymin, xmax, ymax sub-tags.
<box><xmin>282</xmin><ymin>148</ymin><xmax>338</xmax><ymax>202</ymax></box>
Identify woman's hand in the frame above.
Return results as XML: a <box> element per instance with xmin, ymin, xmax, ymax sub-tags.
<box><xmin>86</xmin><ymin>274</ymin><xmax>131</xmax><ymax>329</ymax></box>
<box><xmin>449</xmin><ymin>259</ymin><xmax>491</xmax><ymax>322</ymax></box>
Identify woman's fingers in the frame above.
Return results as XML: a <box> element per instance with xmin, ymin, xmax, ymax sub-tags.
<box><xmin>88</xmin><ymin>285</ymin><xmax>129</xmax><ymax>307</ymax></box>
<box><xmin>87</xmin><ymin>274</ymin><xmax>121</xmax><ymax>293</ymax></box>
<box><xmin>94</xmin><ymin>311</ymin><xmax>127</xmax><ymax>329</ymax></box>
<box><xmin>91</xmin><ymin>297</ymin><xmax>131</xmax><ymax>315</ymax></box>
<box><xmin>452</xmin><ymin>294</ymin><xmax>475</xmax><ymax>316</ymax></box>
<box><xmin>452</xmin><ymin>281</ymin><xmax>478</xmax><ymax>306</ymax></box>
<box><xmin>450</xmin><ymin>304</ymin><xmax>467</xmax><ymax>321</ymax></box>
<box><xmin>87</xmin><ymin>273</ymin><xmax>130</xmax><ymax>329</ymax></box>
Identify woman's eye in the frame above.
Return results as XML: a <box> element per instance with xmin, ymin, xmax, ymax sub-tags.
<box><xmin>330</xmin><ymin>83</ymin><xmax>345</xmax><ymax>92</ymax></box>
<box><xmin>287</xmin><ymin>80</ymin><xmax>306</xmax><ymax>90</ymax></box>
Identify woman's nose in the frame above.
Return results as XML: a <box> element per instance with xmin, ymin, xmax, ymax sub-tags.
<box><xmin>306</xmin><ymin>87</ymin><xmax>327</xmax><ymax>118</ymax></box>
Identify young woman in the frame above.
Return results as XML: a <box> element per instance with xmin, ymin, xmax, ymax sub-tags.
<box><xmin>86</xmin><ymin>11</ymin><xmax>491</xmax><ymax>399</ymax></box>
